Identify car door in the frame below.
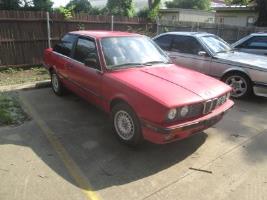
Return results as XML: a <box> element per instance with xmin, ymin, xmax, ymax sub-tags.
<box><xmin>167</xmin><ymin>35</ymin><xmax>211</xmax><ymax>74</ymax></box>
<box><xmin>52</xmin><ymin>34</ymin><xmax>78</xmax><ymax>79</ymax></box>
<box><xmin>67</xmin><ymin>36</ymin><xmax>103</xmax><ymax>107</ymax></box>
<box><xmin>236</xmin><ymin>36</ymin><xmax>267</xmax><ymax>56</ymax></box>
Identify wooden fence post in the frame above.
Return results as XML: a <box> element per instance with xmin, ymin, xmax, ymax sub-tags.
<box><xmin>46</xmin><ymin>12</ymin><xmax>51</xmax><ymax>48</ymax></box>
<box><xmin>111</xmin><ymin>15</ymin><xmax>114</xmax><ymax>31</ymax></box>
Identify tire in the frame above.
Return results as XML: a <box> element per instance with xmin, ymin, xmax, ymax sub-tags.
<box><xmin>50</xmin><ymin>70</ymin><xmax>66</xmax><ymax>96</ymax></box>
<box><xmin>111</xmin><ymin>102</ymin><xmax>144</xmax><ymax>146</ymax></box>
<box><xmin>222</xmin><ymin>72</ymin><xmax>252</xmax><ymax>99</ymax></box>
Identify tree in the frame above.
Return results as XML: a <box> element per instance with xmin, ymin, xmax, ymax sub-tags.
<box><xmin>32</xmin><ymin>0</ymin><xmax>53</xmax><ymax>11</ymax></box>
<box><xmin>256</xmin><ymin>0</ymin><xmax>267</xmax><ymax>26</ymax></box>
<box><xmin>148</xmin><ymin>0</ymin><xmax>161</xmax><ymax>20</ymax></box>
<box><xmin>0</xmin><ymin>0</ymin><xmax>52</xmax><ymax>11</ymax></box>
<box><xmin>165</xmin><ymin>0</ymin><xmax>211</xmax><ymax>10</ymax></box>
<box><xmin>0</xmin><ymin>0</ymin><xmax>20</xmax><ymax>10</ymax></box>
<box><xmin>106</xmin><ymin>0</ymin><xmax>135</xmax><ymax>17</ymax></box>
<box><xmin>66</xmin><ymin>0</ymin><xmax>92</xmax><ymax>13</ymax></box>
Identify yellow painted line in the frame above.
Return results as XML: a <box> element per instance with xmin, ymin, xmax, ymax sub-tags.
<box><xmin>19</xmin><ymin>93</ymin><xmax>101</xmax><ymax>200</ymax></box>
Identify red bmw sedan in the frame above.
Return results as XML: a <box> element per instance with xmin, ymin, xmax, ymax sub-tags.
<box><xmin>43</xmin><ymin>31</ymin><xmax>234</xmax><ymax>145</ymax></box>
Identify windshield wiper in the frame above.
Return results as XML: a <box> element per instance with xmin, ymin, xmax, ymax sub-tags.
<box><xmin>110</xmin><ymin>62</ymin><xmax>143</xmax><ymax>69</ymax></box>
<box><xmin>142</xmin><ymin>61</ymin><xmax>170</xmax><ymax>66</ymax></box>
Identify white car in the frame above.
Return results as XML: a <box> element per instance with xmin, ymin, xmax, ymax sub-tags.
<box><xmin>232</xmin><ymin>33</ymin><xmax>267</xmax><ymax>56</ymax></box>
<box><xmin>153</xmin><ymin>32</ymin><xmax>267</xmax><ymax>99</ymax></box>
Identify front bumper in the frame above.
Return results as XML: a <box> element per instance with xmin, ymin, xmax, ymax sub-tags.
<box><xmin>141</xmin><ymin>99</ymin><xmax>234</xmax><ymax>144</ymax></box>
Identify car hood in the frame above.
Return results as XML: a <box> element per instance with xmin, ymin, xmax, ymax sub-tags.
<box><xmin>109</xmin><ymin>64</ymin><xmax>231</xmax><ymax>107</ymax></box>
<box><xmin>215</xmin><ymin>51</ymin><xmax>267</xmax><ymax>71</ymax></box>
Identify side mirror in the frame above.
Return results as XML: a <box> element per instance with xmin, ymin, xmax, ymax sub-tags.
<box><xmin>84</xmin><ymin>58</ymin><xmax>99</xmax><ymax>69</ymax></box>
<box><xmin>198</xmin><ymin>51</ymin><xmax>207</xmax><ymax>57</ymax></box>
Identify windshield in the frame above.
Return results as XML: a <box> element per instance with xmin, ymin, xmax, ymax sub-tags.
<box><xmin>200</xmin><ymin>35</ymin><xmax>233</xmax><ymax>54</ymax></box>
<box><xmin>100</xmin><ymin>36</ymin><xmax>170</xmax><ymax>69</ymax></box>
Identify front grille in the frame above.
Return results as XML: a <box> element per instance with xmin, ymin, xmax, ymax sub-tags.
<box><xmin>203</xmin><ymin>94</ymin><xmax>226</xmax><ymax>114</ymax></box>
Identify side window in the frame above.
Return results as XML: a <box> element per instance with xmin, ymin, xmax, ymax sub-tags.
<box><xmin>53</xmin><ymin>34</ymin><xmax>77</xmax><ymax>57</ymax></box>
<box><xmin>241</xmin><ymin>36</ymin><xmax>267</xmax><ymax>49</ymax></box>
<box><xmin>154</xmin><ymin>35</ymin><xmax>174</xmax><ymax>51</ymax></box>
<box><xmin>171</xmin><ymin>36</ymin><xmax>204</xmax><ymax>55</ymax></box>
<box><xmin>73</xmin><ymin>38</ymin><xmax>100</xmax><ymax>69</ymax></box>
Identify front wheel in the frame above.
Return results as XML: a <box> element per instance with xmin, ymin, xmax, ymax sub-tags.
<box><xmin>111</xmin><ymin>103</ymin><xmax>143</xmax><ymax>146</ymax></box>
<box><xmin>222</xmin><ymin>72</ymin><xmax>252</xmax><ymax>99</ymax></box>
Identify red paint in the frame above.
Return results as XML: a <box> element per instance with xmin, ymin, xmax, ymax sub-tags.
<box><xmin>43</xmin><ymin>31</ymin><xmax>234</xmax><ymax>144</ymax></box>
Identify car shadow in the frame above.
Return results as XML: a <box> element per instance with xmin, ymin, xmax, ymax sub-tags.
<box><xmin>0</xmin><ymin>89</ymin><xmax>207</xmax><ymax>192</ymax></box>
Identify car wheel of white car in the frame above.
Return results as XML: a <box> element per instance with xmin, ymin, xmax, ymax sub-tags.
<box><xmin>223</xmin><ymin>72</ymin><xmax>252</xmax><ymax>99</ymax></box>
<box><xmin>111</xmin><ymin>102</ymin><xmax>143</xmax><ymax>146</ymax></box>
<box><xmin>51</xmin><ymin>70</ymin><xmax>65</xmax><ymax>96</ymax></box>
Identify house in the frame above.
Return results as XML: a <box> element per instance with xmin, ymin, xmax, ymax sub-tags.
<box><xmin>158</xmin><ymin>8</ymin><xmax>215</xmax><ymax>23</ymax></box>
<box><xmin>214</xmin><ymin>3</ymin><xmax>258</xmax><ymax>27</ymax></box>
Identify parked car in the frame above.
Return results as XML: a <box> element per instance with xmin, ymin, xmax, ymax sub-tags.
<box><xmin>232</xmin><ymin>33</ymin><xmax>267</xmax><ymax>56</ymax></box>
<box><xmin>43</xmin><ymin>31</ymin><xmax>233</xmax><ymax>145</ymax></box>
<box><xmin>153</xmin><ymin>32</ymin><xmax>267</xmax><ymax>99</ymax></box>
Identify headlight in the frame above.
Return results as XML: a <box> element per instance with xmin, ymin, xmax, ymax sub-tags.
<box><xmin>180</xmin><ymin>106</ymin><xmax>189</xmax><ymax>117</ymax></box>
<box><xmin>167</xmin><ymin>108</ymin><xmax>177</xmax><ymax>120</ymax></box>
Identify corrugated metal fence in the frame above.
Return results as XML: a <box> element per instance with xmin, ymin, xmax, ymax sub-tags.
<box><xmin>0</xmin><ymin>11</ymin><xmax>155</xmax><ymax>68</ymax></box>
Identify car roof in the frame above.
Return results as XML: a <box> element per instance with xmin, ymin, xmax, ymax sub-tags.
<box><xmin>69</xmin><ymin>30</ymin><xmax>141</xmax><ymax>39</ymax></box>
<box><xmin>250</xmin><ymin>32</ymin><xmax>267</xmax><ymax>36</ymax></box>
<box><xmin>157</xmin><ymin>32</ymin><xmax>214</xmax><ymax>38</ymax></box>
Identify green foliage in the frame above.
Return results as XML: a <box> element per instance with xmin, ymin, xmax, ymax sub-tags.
<box><xmin>0</xmin><ymin>0</ymin><xmax>53</xmax><ymax>11</ymax></box>
<box><xmin>32</xmin><ymin>0</ymin><xmax>53</xmax><ymax>11</ymax></box>
<box><xmin>165</xmin><ymin>0</ymin><xmax>211</xmax><ymax>10</ymax></box>
<box><xmin>89</xmin><ymin>7</ymin><xmax>103</xmax><ymax>15</ymax></box>
<box><xmin>137</xmin><ymin>0</ymin><xmax>161</xmax><ymax>20</ymax></box>
<box><xmin>106</xmin><ymin>0</ymin><xmax>135</xmax><ymax>17</ymax></box>
<box><xmin>148</xmin><ymin>0</ymin><xmax>161</xmax><ymax>20</ymax></box>
<box><xmin>0</xmin><ymin>0</ymin><xmax>20</xmax><ymax>10</ymax></box>
<box><xmin>137</xmin><ymin>8</ymin><xmax>150</xmax><ymax>18</ymax></box>
<box><xmin>0</xmin><ymin>93</ymin><xmax>28</xmax><ymax>126</ymax></box>
<box><xmin>55</xmin><ymin>6</ymin><xmax>73</xmax><ymax>19</ymax></box>
<box><xmin>66</xmin><ymin>0</ymin><xmax>92</xmax><ymax>13</ymax></box>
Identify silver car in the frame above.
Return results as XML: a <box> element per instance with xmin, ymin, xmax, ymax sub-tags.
<box><xmin>153</xmin><ymin>32</ymin><xmax>267</xmax><ymax>99</ymax></box>
<box><xmin>232</xmin><ymin>33</ymin><xmax>267</xmax><ymax>56</ymax></box>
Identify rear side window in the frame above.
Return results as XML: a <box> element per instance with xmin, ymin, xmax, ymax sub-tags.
<box><xmin>154</xmin><ymin>35</ymin><xmax>174</xmax><ymax>51</ymax></box>
<box><xmin>240</xmin><ymin>36</ymin><xmax>267</xmax><ymax>49</ymax></box>
<box><xmin>53</xmin><ymin>34</ymin><xmax>77</xmax><ymax>57</ymax></box>
<box><xmin>171</xmin><ymin>36</ymin><xmax>203</xmax><ymax>55</ymax></box>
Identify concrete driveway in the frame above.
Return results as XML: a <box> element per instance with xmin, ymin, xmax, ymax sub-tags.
<box><xmin>0</xmin><ymin>88</ymin><xmax>267</xmax><ymax>200</ymax></box>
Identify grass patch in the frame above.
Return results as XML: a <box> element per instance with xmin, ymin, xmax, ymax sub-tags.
<box><xmin>0</xmin><ymin>66</ymin><xmax>50</xmax><ymax>86</ymax></box>
<box><xmin>0</xmin><ymin>93</ymin><xmax>28</xmax><ymax>126</ymax></box>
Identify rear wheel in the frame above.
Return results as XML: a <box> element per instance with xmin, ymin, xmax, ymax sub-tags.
<box><xmin>51</xmin><ymin>70</ymin><xmax>65</xmax><ymax>96</ymax></box>
<box><xmin>222</xmin><ymin>72</ymin><xmax>252</xmax><ymax>99</ymax></box>
<box><xmin>111</xmin><ymin>103</ymin><xmax>143</xmax><ymax>146</ymax></box>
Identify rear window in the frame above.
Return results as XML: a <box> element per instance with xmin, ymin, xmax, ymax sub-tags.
<box><xmin>53</xmin><ymin>34</ymin><xmax>77</xmax><ymax>57</ymax></box>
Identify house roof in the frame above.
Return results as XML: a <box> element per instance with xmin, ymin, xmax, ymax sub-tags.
<box><xmin>159</xmin><ymin>8</ymin><xmax>215</xmax><ymax>14</ymax></box>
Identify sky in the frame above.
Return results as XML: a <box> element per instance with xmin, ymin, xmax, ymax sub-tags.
<box><xmin>52</xmin><ymin>0</ymin><xmax>165</xmax><ymax>8</ymax></box>
<box><xmin>53</xmin><ymin>0</ymin><xmax>124</xmax><ymax>8</ymax></box>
